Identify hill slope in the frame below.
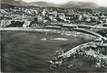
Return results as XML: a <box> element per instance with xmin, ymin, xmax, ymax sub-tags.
<box><xmin>1</xmin><ymin>0</ymin><xmax>100</xmax><ymax>8</ymax></box>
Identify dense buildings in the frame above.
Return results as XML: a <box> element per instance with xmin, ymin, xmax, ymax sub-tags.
<box><xmin>0</xmin><ymin>7</ymin><xmax>107</xmax><ymax>27</ymax></box>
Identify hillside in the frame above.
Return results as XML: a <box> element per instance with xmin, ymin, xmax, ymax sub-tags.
<box><xmin>29</xmin><ymin>1</ymin><xmax>99</xmax><ymax>8</ymax></box>
<box><xmin>1</xmin><ymin>0</ymin><xmax>28</xmax><ymax>6</ymax></box>
<box><xmin>29</xmin><ymin>2</ymin><xmax>59</xmax><ymax>7</ymax></box>
<box><xmin>1</xmin><ymin>0</ymin><xmax>100</xmax><ymax>8</ymax></box>
<box><xmin>62</xmin><ymin>1</ymin><xmax>99</xmax><ymax>8</ymax></box>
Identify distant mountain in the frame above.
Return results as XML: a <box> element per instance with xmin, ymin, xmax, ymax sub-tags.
<box><xmin>28</xmin><ymin>1</ymin><xmax>99</xmax><ymax>8</ymax></box>
<box><xmin>61</xmin><ymin>1</ymin><xmax>99</xmax><ymax>8</ymax></box>
<box><xmin>29</xmin><ymin>2</ymin><xmax>59</xmax><ymax>7</ymax></box>
<box><xmin>1</xmin><ymin>0</ymin><xmax>105</xmax><ymax>9</ymax></box>
<box><xmin>1</xmin><ymin>0</ymin><xmax>28</xmax><ymax>7</ymax></box>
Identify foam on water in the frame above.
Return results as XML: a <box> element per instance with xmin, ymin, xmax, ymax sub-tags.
<box><xmin>51</xmin><ymin>38</ymin><xmax>68</xmax><ymax>41</ymax></box>
<box><xmin>41</xmin><ymin>38</ymin><xmax>47</xmax><ymax>40</ymax></box>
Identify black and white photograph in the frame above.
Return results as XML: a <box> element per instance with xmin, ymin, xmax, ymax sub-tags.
<box><xmin>0</xmin><ymin>0</ymin><xmax>107</xmax><ymax>72</ymax></box>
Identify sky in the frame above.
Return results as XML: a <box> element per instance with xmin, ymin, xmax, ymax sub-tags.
<box><xmin>22</xmin><ymin>0</ymin><xmax>107</xmax><ymax>7</ymax></box>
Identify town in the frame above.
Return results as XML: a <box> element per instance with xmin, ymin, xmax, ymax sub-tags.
<box><xmin>1</xmin><ymin>2</ymin><xmax>107</xmax><ymax>72</ymax></box>
<box><xmin>1</xmin><ymin>7</ymin><xmax>107</xmax><ymax>28</ymax></box>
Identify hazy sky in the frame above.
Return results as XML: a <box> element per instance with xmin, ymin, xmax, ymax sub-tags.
<box><xmin>22</xmin><ymin>0</ymin><xmax>107</xmax><ymax>7</ymax></box>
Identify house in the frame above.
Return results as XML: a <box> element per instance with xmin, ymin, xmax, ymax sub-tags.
<box><xmin>57</xmin><ymin>13</ymin><xmax>65</xmax><ymax>20</ymax></box>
